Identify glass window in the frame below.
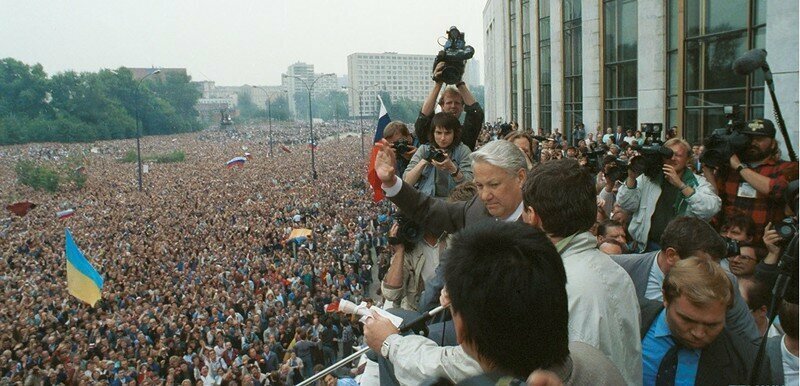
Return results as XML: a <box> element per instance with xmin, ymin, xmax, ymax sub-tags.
<box><xmin>603</xmin><ymin>0</ymin><xmax>637</xmax><ymax>130</ymax></box>
<box><xmin>563</xmin><ymin>0</ymin><xmax>582</xmax><ymax>137</ymax></box>
<box><xmin>538</xmin><ymin>0</ymin><xmax>551</xmax><ymax>131</ymax></box>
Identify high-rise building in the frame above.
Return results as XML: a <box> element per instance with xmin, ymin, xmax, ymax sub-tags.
<box><xmin>282</xmin><ymin>62</ymin><xmax>340</xmax><ymax>118</ymax></box>
<box><xmin>484</xmin><ymin>0</ymin><xmax>798</xmax><ymax>154</ymax></box>
<box><xmin>347</xmin><ymin>52</ymin><xmax>437</xmax><ymax>117</ymax></box>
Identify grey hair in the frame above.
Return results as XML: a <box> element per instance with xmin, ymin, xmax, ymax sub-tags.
<box><xmin>470</xmin><ymin>139</ymin><xmax>528</xmax><ymax>175</ymax></box>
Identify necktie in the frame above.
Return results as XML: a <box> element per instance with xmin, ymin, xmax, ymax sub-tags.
<box><xmin>655</xmin><ymin>342</ymin><xmax>683</xmax><ymax>386</ymax></box>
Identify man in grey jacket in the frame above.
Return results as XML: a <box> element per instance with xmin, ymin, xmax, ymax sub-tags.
<box><xmin>611</xmin><ymin>216</ymin><xmax>761</xmax><ymax>345</ymax></box>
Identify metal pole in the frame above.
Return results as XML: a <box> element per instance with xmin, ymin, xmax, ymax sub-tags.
<box><xmin>136</xmin><ymin>103</ymin><xmax>143</xmax><ymax>192</ymax></box>
<box><xmin>308</xmin><ymin>88</ymin><xmax>316</xmax><ymax>180</ymax></box>
<box><xmin>296</xmin><ymin>346</ymin><xmax>370</xmax><ymax>386</ymax></box>
<box><xmin>359</xmin><ymin>91</ymin><xmax>364</xmax><ymax>157</ymax></box>
<box><xmin>267</xmin><ymin>97</ymin><xmax>273</xmax><ymax>157</ymax></box>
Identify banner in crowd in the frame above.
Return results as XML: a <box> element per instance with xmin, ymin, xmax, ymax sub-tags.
<box><xmin>65</xmin><ymin>229</ymin><xmax>104</xmax><ymax>307</ymax></box>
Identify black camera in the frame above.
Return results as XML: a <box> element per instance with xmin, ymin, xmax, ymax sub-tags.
<box><xmin>392</xmin><ymin>139</ymin><xmax>412</xmax><ymax>155</ymax></box>
<box><xmin>425</xmin><ymin>148</ymin><xmax>448</xmax><ymax>163</ymax></box>
<box><xmin>605</xmin><ymin>158</ymin><xmax>629</xmax><ymax>183</ymax></box>
<box><xmin>630</xmin><ymin>145</ymin><xmax>674</xmax><ymax>180</ymax></box>
<box><xmin>721</xmin><ymin>236</ymin><xmax>740</xmax><ymax>257</ymax></box>
<box><xmin>777</xmin><ymin>217</ymin><xmax>798</xmax><ymax>242</ymax></box>
<box><xmin>433</xmin><ymin>26</ymin><xmax>475</xmax><ymax>85</ymax></box>
<box><xmin>388</xmin><ymin>214</ymin><xmax>421</xmax><ymax>249</ymax></box>
<box><xmin>700</xmin><ymin>105</ymin><xmax>750</xmax><ymax>169</ymax></box>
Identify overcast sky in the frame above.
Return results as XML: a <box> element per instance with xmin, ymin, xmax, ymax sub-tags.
<box><xmin>2</xmin><ymin>1</ymin><xmax>487</xmax><ymax>86</ymax></box>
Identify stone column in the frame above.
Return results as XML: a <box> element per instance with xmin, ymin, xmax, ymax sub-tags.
<box><xmin>581</xmin><ymin>0</ymin><xmax>602</xmax><ymax>135</ymax></box>
<box><xmin>765</xmin><ymin>0</ymin><xmax>799</xmax><ymax>157</ymax></box>
<box><xmin>550</xmin><ymin>0</ymin><xmax>564</xmax><ymax>132</ymax></box>
<box><xmin>636</xmin><ymin>0</ymin><xmax>666</xmax><ymax>128</ymax></box>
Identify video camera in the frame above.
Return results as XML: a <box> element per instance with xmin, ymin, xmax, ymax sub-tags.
<box><xmin>433</xmin><ymin>26</ymin><xmax>475</xmax><ymax>85</ymax></box>
<box><xmin>631</xmin><ymin>145</ymin><xmax>674</xmax><ymax>180</ymax></box>
<box><xmin>700</xmin><ymin>105</ymin><xmax>751</xmax><ymax>169</ymax></box>
<box><xmin>388</xmin><ymin>214</ymin><xmax>422</xmax><ymax>249</ymax></box>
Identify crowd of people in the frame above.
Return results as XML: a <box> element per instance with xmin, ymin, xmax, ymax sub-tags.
<box><xmin>1</xmin><ymin>122</ymin><xmax>391</xmax><ymax>385</ymax></box>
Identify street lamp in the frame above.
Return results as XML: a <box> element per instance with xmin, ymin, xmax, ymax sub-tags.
<box><xmin>345</xmin><ymin>82</ymin><xmax>380</xmax><ymax>157</ymax></box>
<box><xmin>136</xmin><ymin>69</ymin><xmax>160</xmax><ymax>192</ymax></box>
<box><xmin>252</xmin><ymin>86</ymin><xmax>287</xmax><ymax>157</ymax></box>
<box><xmin>283</xmin><ymin>73</ymin><xmax>335</xmax><ymax>180</ymax></box>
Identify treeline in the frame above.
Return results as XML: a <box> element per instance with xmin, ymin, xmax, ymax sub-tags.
<box><xmin>0</xmin><ymin>58</ymin><xmax>202</xmax><ymax>145</ymax></box>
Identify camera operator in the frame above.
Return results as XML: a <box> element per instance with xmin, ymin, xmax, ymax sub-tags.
<box><xmin>382</xmin><ymin>121</ymin><xmax>417</xmax><ymax>178</ymax></box>
<box><xmin>403</xmin><ymin>112</ymin><xmax>473</xmax><ymax>198</ymax></box>
<box><xmin>381</xmin><ymin>219</ymin><xmax>443</xmax><ymax>312</ymax></box>
<box><xmin>415</xmin><ymin>63</ymin><xmax>484</xmax><ymax>152</ymax></box>
<box><xmin>703</xmin><ymin>118</ymin><xmax>798</xmax><ymax>241</ymax></box>
<box><xmin>618</xmin><ymin>138</ymin><xmax>721</xmax><ymax>252</ymax></box>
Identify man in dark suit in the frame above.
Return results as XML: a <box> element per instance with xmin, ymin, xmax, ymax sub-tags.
<box><xmin>640</xmin><ymin>257</ymin><xmax>770</xmax><ymax>385</ymax></box>
<box><xmin>611</xmin><ymin>216</ymin><xmax>762</xmax><ymax>345</ymax></box>
<box><xmin>614</xmin><ymin>125</ymin><xmax>625</xmax><ymax>144</ymax></box>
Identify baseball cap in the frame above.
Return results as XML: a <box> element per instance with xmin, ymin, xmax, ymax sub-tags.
<box><xmin>739</xmin><ymin>119</ymin><xmax>776</xmax><ymax>137</ymax></box>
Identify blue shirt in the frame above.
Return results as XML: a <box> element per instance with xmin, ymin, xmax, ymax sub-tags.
<box><xmin>642</xmin><ymin>309</ymin><xmax>701</xmax><ymax>386</ymax></box>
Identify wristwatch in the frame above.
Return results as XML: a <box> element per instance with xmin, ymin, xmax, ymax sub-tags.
<box><xmin>450</xmin><ymin>166</ymin><xmax>460</xmax><ymax>177</ymax></box>
<box><xmin>736</xmin><ymin>164</ymin><xmax>748</xmax><ymax>174</ymax></box>
<box><xmin>380</xmin><ymin>338</ymin><xmax>391</xmax><ymax>358</ymax></box>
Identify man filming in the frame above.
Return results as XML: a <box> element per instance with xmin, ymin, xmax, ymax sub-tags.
<box><xmin>703</xmin><ymin>118</ymin><xmax>798</xmax><ymax>241</ymax></box>
<box><xmin>415</xmin><ymin>61</ymin><xmax>484</xmax><ymax>152</ymax></box>
<box><xmin>617</xmin><ymin>138</ymin><xmax>721</xmax><ymax>252</ymax></box>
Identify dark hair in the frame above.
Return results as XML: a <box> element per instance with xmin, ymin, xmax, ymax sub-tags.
<box><xmin>597</xmin><ymin>219</ymin><xmax>624</xmax><ymax>238</ymax></box>
<box><xmin>739</xmin><ymin>277</ymin><xmax>771</xmax><ymax>312</ymax></box>
<box><xmin>444</xmin><ymin>221</ymin><xmax>569</xmax><ymax>377</ymax></box>
<box><xmin>659</xmin><ymin>217</ymin><xmax>727</xmax><ymax>260</ymax></box>
<box><xmin>523</xmin><ymin>159</ymin><xmax>596</xmax><ymax>237</ymax></box>
<box><xmin>448</xmin><ymin>181</ymin><xmax>478</xmax><ymax>202</ymax></box>
<box><xmin>429</xmin><ymin>112</ymin><xmax>462</xmax><ymax>149</ymax></box>
<box><xmin>778</xmin><ymin>301</ymin><xmax>799</xmax><ymax>340</ymax></box>
<box><xmin>721</xmin><ymin>213</ymin><xmax>756</xmax><ymax>240</ymax></box>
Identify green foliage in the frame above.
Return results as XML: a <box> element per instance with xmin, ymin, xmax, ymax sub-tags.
<box><xmin>152</xmin><ymin>150</ymin><xmax>185</xmax><ymax>163</ymax></box>
<box><xmin>15</xmin><ymin>160</ymin><xmax>60</xmax><ymax>192</ymax></box>
<box><xmin>119</xmin><ymin>149</ymin><xmax>185</xmax><ymax>164</ymax></box>
<box><xmin>378</xmin><ymin>92</ymin><xmax>421</xmax><ymax>124</ymax></box>
<box><xmin>0</xmin><ymin>58</ymin><xmax>202</xmax><ymax>145</ymax></box>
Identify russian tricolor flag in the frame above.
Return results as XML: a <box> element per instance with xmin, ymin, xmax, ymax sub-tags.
<box><xmin>57</xmin><ymin>209</ymin><xmax>75</xmax><ymax>220</ymax></box>
<box><xmin>226</xmin><ymin>156</ymin><xmax>247</xmax><ymax>169</ymax></box>
<box><xmin>367</xmin><ymin>96</ymin><xmax>391</xmax><ymax>202</ymax></box>
<box><xmin>65</xmin><ymin>229</ymin><xmax>104</xmax><ymax>307</ymax></box>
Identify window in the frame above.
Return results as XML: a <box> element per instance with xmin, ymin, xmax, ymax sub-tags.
<box><xmin>510</xmin><ymin>0</ymin><xmax>518</xmax><ymax>122</ymax></box>
<box><xmin>603</xmin><ymin>0</ymin><xmax>637</xmax><ymax>131</ymax></box>
<box><xmin>539</xmin><ymin>0</ymin><xmax>551</xmax><ymax>132</ymax></box>
<box><xmin>676</xmin><ymin>0</ymin><xmax>766</xmax><ymax>144</ymax></box>
<box><xmin>563</xmin><ymin>0</ymin><xmax>582</xmax><ymax>141</ymax></box>
<box><xmin>522</xmin><ymin>0</ymin><xmax>532</xmax><ymax>129</ymax></box>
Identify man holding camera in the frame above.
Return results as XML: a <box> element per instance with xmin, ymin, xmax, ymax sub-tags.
<box><xmin>704</xmin><ymin>118</ymin><xmax>798</xmax><ymax>241</ymax></box>
<box><xmin>415</xmin><ymin>61</ymin><xmax>484</xmax><ymax>152</ymax></box>
<box><xmin>617</xmin><ymin>138</ymin><xmax>721</xmax><ymax>252</ymax></box>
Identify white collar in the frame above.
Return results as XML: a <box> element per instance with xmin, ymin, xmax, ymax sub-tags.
<box><xmin>501</xmin><ymin>202</ymin><xmax>525</xmax><ymax>222</ymax></box>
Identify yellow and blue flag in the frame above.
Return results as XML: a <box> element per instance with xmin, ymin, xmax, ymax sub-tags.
<box><xmin>65</xmin><ymin>229</ymin><xmax>103</xmax><ymax>306</ymax></box>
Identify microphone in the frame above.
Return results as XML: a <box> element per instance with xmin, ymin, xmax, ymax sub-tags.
<box><xmin>732</xmin><ymin>48</ymin><xmax>768</xmax><ymax>75</ymax></box>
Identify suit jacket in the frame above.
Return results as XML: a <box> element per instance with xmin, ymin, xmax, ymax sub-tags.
<box><xmin>766</xmin><ymin>335</ymin><xmax>786</xmax><ymax>385</ymax></box>
<box><xmin>611</xmin><ymin>252</ymin><xmax>761</xmax><ymax>345</ymax></box>
<box><xmin>640</xmin><ymin>299</ymin><xmax>771</xmax><ymax>385</ymax></box>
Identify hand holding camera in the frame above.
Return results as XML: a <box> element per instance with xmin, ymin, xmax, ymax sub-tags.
<box><xmin>431</xmin><ymin>155</ymin><xmax>456</xmax><ymax>175</ymax></box>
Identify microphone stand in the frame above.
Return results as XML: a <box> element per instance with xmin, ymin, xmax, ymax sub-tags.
<box><xmin>762</xmin><ymin>65</ymin><xmax>797</xmax><ymax>162</ymax></box>
<box><xmin>297</xmin><ymin>305</ymin><xmax>447</xmax><ymax>386</ymax></box>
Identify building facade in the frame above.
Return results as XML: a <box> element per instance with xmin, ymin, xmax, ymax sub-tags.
<box><xmin>484</xmin><ymin>0</ymin><xmax>798</xmax><ymax>154</ymax></box>
<box><xmin>346</xmin><ymin>52</ymin><xmax>437</xmax><ymax>117</ymax></box>
<box><xmin>282</xmin><ymin>62</ymin><xmax>339</xmax><ymax>118</ymax></box>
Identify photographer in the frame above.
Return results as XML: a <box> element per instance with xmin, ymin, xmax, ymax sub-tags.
<box><xmin>381</xmin><ymin>219</ymin><xmax>443</xmax><ymax>312</ymax></box>
<box><xmin>382</xmin><ymin>121</ymin><xmax>417</xmax><ymax>178</ymax></box>
<box><xmin>704</xmin><ymin>118</ymin><xmax>798</xmax><ymax>241</ymax></box>
<box><xmin>617</xmin><ymin>138</ymin><xmax>721</xmax><ymax>252</ymax></box>
<box><xmin>415</xmin><ymin>63</ymin><xmax>484</xmax><ymax>151</ymax></box>
<box><xmin>403</xmin><ymin>112</ymin><xmax>473</xmax><ymax>198</ymax></box>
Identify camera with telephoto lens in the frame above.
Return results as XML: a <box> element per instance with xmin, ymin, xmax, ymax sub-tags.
<box><xmin>700</xmin><ymin>105</ymin><xmax>750</xmax><ymax>169</ymax></box>
<box><xmin>777</xmin><ymin>217</ymin><xmax>798</xmax><ymax>242</ymax></box>
<box><xmin>433</xmin><ymin>26</ymin><xmax>475</xmax><ymax>85</ymax></box>
<box><xmin>721</xmin><ymin>236</ymin><xmax>740</xmax><ymax>257</ymax></box>
<box><xmin>630</xmin><ymin>145</ymin><xmax>674</xmax><ymax>180</ymax></box>
<box><xmin>425</xmin><ymin>148</ymin><xmax>449</xmax><ymax>163</ymax></box>
<box><xmin>392</xmin><ymin>139</ymin><xmax>412</xmax><ymax>155</ymax></box>
<box><xmin>604</xmin><ymin>158</ymin><xmax>629</xmax><ymax>183</ymax></box>
<box><xmin>388</xmin><ymin>214</ymin><xmax>421</xmax><ymax>249</ymax></box>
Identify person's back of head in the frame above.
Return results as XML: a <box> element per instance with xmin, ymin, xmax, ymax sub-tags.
<box><xmin>659</xmin><ymin>216</ymin><xmax>727</xmax><ymax>261</ymax></box>
<box><xmin>383</xmin><ymin>121</ymin><xmax>411</xmax><ymax>142</ymax></box>
<box><xmin>523</xmin><ymin>159</ymin><xmax>596</xmax><ymax>237</ymax></box>
<box><xmin>779</xmin><ymin>300</ymin><xmax>799</xmax><ymax>341</ymax></box>
<box><xmin>447</xmin><ymin>181</ymin><xmax>478</xmax><ymax>202</ymax></box>
<box><xmin>444</xmin><ymin>221</ymin><xmax>569</xmax><ymax>379</ymax></box>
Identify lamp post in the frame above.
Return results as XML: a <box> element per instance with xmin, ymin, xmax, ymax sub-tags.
<box><xmin>252</xmin><ymin>86</ymin><xmax>287</xmax><ymax>157</ymax></box>
<box><xmin>284</xmin><ymin>73</ymin><xmax>335</xmax><ymax>180</ymax></box>
<box><xmin>136</xmin><ymin>69</ymin><xmax>160</xmax><ymax>192</ymax></box>
<box><xmin>345</xmin><ymin>83</ymin><xmax>380</xmax><ymax>157</ymax></box>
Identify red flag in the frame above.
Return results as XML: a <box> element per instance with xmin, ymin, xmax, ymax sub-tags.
<box><xmin>324</xmin><ymin>300</ymin><xmax>340</xmax><ymax>313</ymax></box>
<box><xmin>6</xmin><ymin>201</ymin><xmax>36</xmax><ymax>217</ymax></box>
<box><xmin>280</xmin><ymin>145</ymin><xmax>291</xmax><ymax>153</ymax></box>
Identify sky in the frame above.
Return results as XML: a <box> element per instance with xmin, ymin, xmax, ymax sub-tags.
<box><xmin>1</xmin><ymin>1</ymin><xmax>487</xmax><ymax>86</ymax></box>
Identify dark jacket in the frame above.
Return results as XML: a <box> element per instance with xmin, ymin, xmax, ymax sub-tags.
<box><xmin>415</xmin><ymin>103</ymin><xmax>484</xmax><ymax>151</ymax></box>
<box><xmin>640</xmin><ymin>299</ymin><xmax>771</xmax><ymax>386</ymax></box>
